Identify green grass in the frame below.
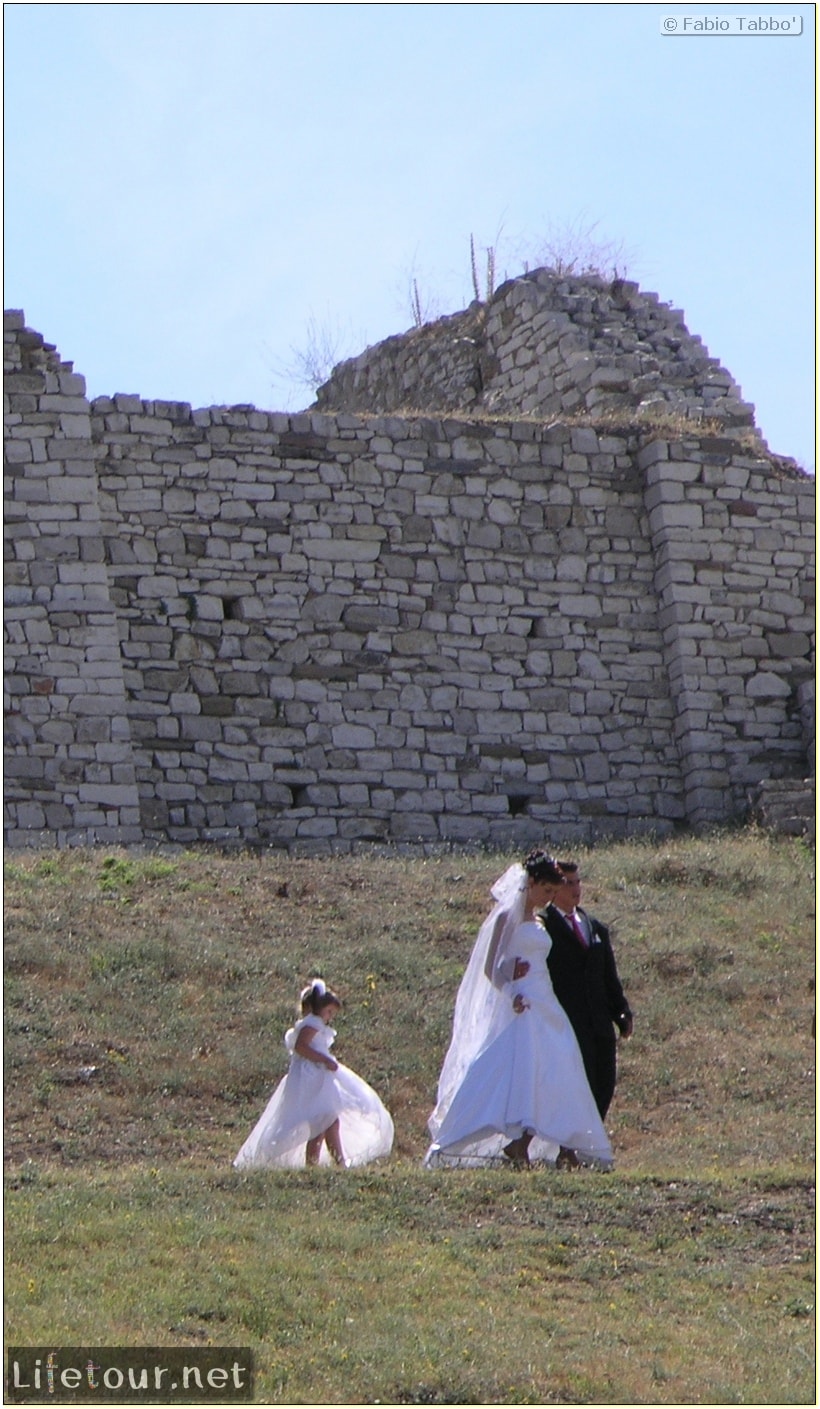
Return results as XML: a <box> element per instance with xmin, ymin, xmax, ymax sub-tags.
<box><xmin>4</xmin><ymin>830</ymin><xmax>816</xmax><ymax>1403</ymax></box>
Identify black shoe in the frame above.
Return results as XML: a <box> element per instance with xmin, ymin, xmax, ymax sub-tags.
<box><xmin>502</xmin><ymin>1138</ymin><xmax>531</xmax><ymax>1167</ymax></box>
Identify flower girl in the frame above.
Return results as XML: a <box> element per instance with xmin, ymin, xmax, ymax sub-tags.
<box><xmin>233</xmin><ymin>979</ymin><xmax>394</xmax><ymax>1169</ymax></box>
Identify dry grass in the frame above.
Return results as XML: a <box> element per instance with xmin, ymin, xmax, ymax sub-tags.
<box><xmin>4</xmin><ymin>830</ymin><xmax>816</xmax><ymax>1403</ymax></box>
<box><xmin>5</xmin><ymin>831</ymin><xmax>814</xmax><ymax>1174</ymax></box>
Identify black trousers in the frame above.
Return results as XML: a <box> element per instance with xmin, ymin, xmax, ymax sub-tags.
<box><xmin>578</xmin><ymin>1028</ymin><xmax>617</xmax><ymax>1119</ymax></box>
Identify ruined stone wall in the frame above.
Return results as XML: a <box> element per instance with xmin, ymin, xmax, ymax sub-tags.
<box><xmin>4</xmin><ymin>313</ymin><xmax>141</xmax><ymax>846</ymax></box>
<box><xmin>4</xmin><ymin>306</ymin><xmax>814</xmax><ymax>852</ymax></box>
<box><xmin>89</xmin><ymin>406</ymin><xmax>684</xmax><ymax>849</ymax></box>
<box><xmin>639</xmin><ymin>438</ymin><xmax>813</xmax><ymax>826</ymax></box>
<box><xmin>315</xmin><ymin>271</ymin><xmax>757</xmax><ymax>432</ymax></box>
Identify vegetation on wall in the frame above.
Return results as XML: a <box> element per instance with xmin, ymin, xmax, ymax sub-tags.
<box><xmin>282</xmin><ymin>215</ymin><xmax>634</xmax><ymax>396</ymax></box>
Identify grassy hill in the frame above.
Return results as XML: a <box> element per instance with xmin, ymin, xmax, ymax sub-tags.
<box><xmin>4</xmin><ymin>830</ymin><xmax>815</xmax><ymax>1403</ymax></box>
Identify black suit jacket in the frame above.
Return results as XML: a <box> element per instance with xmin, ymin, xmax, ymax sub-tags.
<box><xmin>539</xmin><ymin>903</ymin><xmax>631</xmax><ymax>1116</ymax></box>
<box><xmin>541</xmin><ymin>905</ymin><xmax>631</xmax><ymax>1034</ymax></box>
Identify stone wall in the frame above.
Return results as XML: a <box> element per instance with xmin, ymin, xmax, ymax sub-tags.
<box><xmin>4</xmin><ymin>304</ymin><xmax>814</xmax><ymax>852</ymax></box>
<box><xmin>315</xmin><ymin>270</ymin><xmax>757</xmax><ymax>432</ymax></box>
<box><xmin>4</xmin><ymin>313</ymin><xmax>141</xmax><ymax>845</ymax></box>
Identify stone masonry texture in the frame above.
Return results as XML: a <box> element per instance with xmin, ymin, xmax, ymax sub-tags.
<box><xmin>313</xmin><ymin>270</ymin><xmax>758</xmax><ymax>431</ymax></box>
<box><xmin>3</xmin><ymin>274</ymin><xmax>815</xmax><ymax>852</ymax></box>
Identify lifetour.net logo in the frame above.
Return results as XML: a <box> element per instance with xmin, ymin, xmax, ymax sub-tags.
<box><xmin>6</xmin><ymin>1349</ymin><xmax>254</xmax><ymax>1404</ymax></box>
<box><xmin>661</xmin><ymin>14</ymin><xmax>803</xmax><ymax>33</ymax></box>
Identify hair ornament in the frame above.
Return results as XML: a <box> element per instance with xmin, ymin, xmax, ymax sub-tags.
<box><xmin>299</xmin><ymin>976</ymin><xmax>329</xmax><ymax>1012</ymax></box>
<box><xmin>523</xmin><ymin>848</ymin><xmax>565</xmax><ymax>885</ymax></box>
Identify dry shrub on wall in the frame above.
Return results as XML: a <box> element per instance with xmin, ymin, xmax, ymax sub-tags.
<box><xmin>523</xmin><ymin>214</ymin><xmax>635</xmax><ymax>280</ymax></box>
<box><xmin>280</xmin><ymin>214</ymin><xmax>633</xmax><ymax>401</ymax></box>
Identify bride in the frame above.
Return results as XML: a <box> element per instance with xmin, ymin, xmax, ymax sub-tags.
<box><xmin>424</xmin><ymin>850</ymin><xmax>613</xmax><ymax>1169</ymax></box>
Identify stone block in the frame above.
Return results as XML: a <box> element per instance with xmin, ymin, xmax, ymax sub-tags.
<box><xmin>768</xmin><ymin>632</ymin><xmax>812</xmax><ymax>658</ymax></box>
<box><xmin>637</xmin><ymin>441</ymin><xmax>669</xmax><ymax>470</ymax></box>
<box><xmin>558</xmin><ymin>593</ymin><xmax>602</xmax><ymax>619</ymax></box>
<box><xmin>555</xmin><ymin>555</ymin><xmax>588</xmax><ymax>582</ymax></box>
<box><xmin>77</xmin><ymin>784</ymin><xmax>139</xmax><ymax>806</ymax></box>
<box><xmin>4</xmin><ymin>440</ymin><xmax>34</xmax><ymax>464</ymax></box>
<box><xmin>302</xmin><ymin>538</ymin><xmax>382</xmax><ymax>563</ymax></box>
<box><xmin>645</xmin><ymin>480</ymin><xmax>684</xmax><ymax>511</ymax></box>
<box><xmin>656</xmin><ymin>501</ymin><xmax>707</xmax><ymax>533</ymax></box>
<box><xmin>570</xmin><ymin>427</ymin><xmax>599</xmax><ymax>454</ymax></box>
<box><xmin>332</xmin><ymin>724</ymin><xmax>377</xmax><ymax>749</ymax></box>
<box><xmin>746</xmin><ymin>672</ymin><xmax>791</xmax><ymax>699</ymax></box>
<box><xmin>47</xmin><ymin>478</ymin><xmax>98</xmax><ymax>505</ymax></box>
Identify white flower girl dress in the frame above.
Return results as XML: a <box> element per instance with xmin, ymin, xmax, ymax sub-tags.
<box><xmin>234</xmin><ymin>1013</ymin><xmax>394</xmax><ymax>1169</ymax></box>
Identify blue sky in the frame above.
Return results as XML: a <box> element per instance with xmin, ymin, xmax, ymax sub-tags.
<box><xmin>4</xmin><ymin>2</ymin><xmax>815</xmax><ymax>469</ymax></box>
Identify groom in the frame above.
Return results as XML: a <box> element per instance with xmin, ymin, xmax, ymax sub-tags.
<box><xmin>538</xmin><ymin>861</ymin><xmax>632</xmax><ymax>1122</ymax></box>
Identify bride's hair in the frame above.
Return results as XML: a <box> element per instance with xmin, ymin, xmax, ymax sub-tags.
<box><xmin>300</xmin><ymin>977</ymin><xmax>342</xmax><ymax>1016</ymax></box>
<box><xmin>523</xmin><ymin>849</ymin><xmax>565</xmax><ymax>885</ymax></box>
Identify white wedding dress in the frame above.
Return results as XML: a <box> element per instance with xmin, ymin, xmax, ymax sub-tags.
<box><xmin>234</xmin><ymin>1015</ymin><xmax>394</xmax><ymax>1169</ymax></box>
<box><xmin>425</xmin><ymin>920</ymin><xmax>613</xmax><ymax>1168</ymax></box>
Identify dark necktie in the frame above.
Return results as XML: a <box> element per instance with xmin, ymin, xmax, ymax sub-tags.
<box><xmin>568</xmin><ymin>912</ymin><xmax>588</xmax><ymax>948</ymax></box>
